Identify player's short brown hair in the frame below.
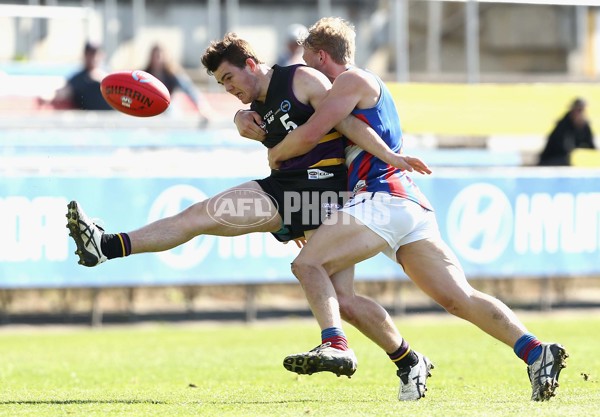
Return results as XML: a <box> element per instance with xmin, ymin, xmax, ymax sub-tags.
<box><xmin>301</xmin><ymin>17</ymin><xmax>355</xmax><ymax>65</ymax></box>
<box><xmin>201</xmin><ymin>32</ymin><xmax>263</xmax><ymax>75</ymax></box>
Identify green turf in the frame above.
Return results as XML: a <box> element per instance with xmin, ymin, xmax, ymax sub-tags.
<box><xmin>0</xmin><ymin>312</ymin><xmax>598</xmax><ymax>417</ymax></box>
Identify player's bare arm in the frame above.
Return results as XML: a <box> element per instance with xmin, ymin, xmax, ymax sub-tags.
<box><xmin>291</xmin><ymin>65</ymin><xmax>333</xmax><ymax>109</ymax></box>
<box><xmin>268</xmin><ymin>69</ymin><xmax>431</xmax><ymax>174</ymax></box>
<box><xmin>268</xmin><ymin>113</ymin><xmax>431</xmax><ymax>174</ymax></box>
<box><xmin>335</xmin><ymin>116</ymin><xmax>431</xmax><ymax>175</ymax></box>
<box><xmin>267</xmin><ymin>70</ymin><xmax>357</xmax><ymax>164</ymax></box>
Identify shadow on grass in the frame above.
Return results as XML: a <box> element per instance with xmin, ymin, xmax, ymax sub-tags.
<box><xmin>203</xmin><ymin>399</ymin><xmax>384</xmax><ymax>405</ymax></box>
<box><xmin>0</xmin><ymin>399</ymin><xmax>341</xmax><ymax>406</ymax></box>
<box><xmin>0</xmin><ymin>400</ymin><xmax>169</xmax><ymax>405</ymax></box>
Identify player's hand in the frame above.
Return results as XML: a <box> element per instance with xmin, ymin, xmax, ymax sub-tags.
<box><xmin>391</xmin><ymin>154</ymin><xmax>432</xmax><ymax>175</ymax></box>
<box><xmin>234</xmin><ymin>110</ymin><xmax>267</xmax><ymax>142</ymax></box>
<box><xmin>292</xmin><ymin>237</ymin><xmax>307</xmax><ymax>248</ymax></box>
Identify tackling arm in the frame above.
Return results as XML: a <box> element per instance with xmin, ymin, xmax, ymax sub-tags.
<box><xmin>267</xmin><ymin>70</ymin><xmax>356</xmax><ymax>165</ymax></box>
<box><xmin>334</xmin><ymin>117</ymin><xmax>431</xmax><ymax>174</ymax></box>
<box><xmin>268</xmin><ymin>70</ymin><xmax>431</xmax><ymax>174</ymax></box>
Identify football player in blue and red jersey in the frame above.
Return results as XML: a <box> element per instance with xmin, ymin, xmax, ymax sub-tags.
<box><xmin>265</xmin><ymin>17</ymin><xmax>567</xmax><ymax>402</ymax></box>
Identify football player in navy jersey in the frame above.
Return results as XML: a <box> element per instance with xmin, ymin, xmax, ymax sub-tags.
<box><xmin>238</xmin><ymin>17</ymin><xmax>567</xmax><ymax>402</ymax></box>
<box><xmin>66</xmin><ymin>33</ymin><xmax>425</xmax><ymax>310</ymax></box>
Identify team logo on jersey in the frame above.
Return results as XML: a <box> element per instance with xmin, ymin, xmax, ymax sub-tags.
<box><xmin>280</xmin><ymin>100</ymin><xmax>291</xmax><ymax>113</ymax></box>
<box><xmin>307</xmin><ymin>169</ymin><xmax>334</xmax><ymax>180</ymax></box>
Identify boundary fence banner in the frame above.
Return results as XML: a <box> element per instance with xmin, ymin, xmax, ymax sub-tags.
<box><xmin>1</xmin><ymin>169</ymin><xmax>599</xmax><ymax>289</ymax></box>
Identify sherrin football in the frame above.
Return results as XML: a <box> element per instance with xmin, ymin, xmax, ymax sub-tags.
<box><xmin>100</xmin><ymin>70</ymin><xmax>170</xmax><ymax>117</ymax></box>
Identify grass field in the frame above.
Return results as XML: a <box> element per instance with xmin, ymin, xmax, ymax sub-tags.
<box><xmin>0</xmin><ymin>311</ymin><xmax>598</xmax><ymax>417</ymax></box>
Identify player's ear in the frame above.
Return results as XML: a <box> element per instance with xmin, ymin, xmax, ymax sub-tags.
<box><xmin>245</xmin><ymin>58</ymin><xmax>258</xmax><ymax>71</ymax></box>
<box><xmin>318</xmin><ymin>50</ymin><xmax>326</xmax><ymax>63</ymax></box>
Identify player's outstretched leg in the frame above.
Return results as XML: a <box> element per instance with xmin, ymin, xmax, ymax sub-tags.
<box><xmin>397</xmin><ymin>352</ymin><xmax>434</xmax><ymax>401</ymax></box>
<box><xmin>66</xmin><ymin>200</ymin><xmax>107</xmax><ymax>267</ymax></box>
<box><xmin>528</xmin><ymin>343</ymin><xmax>568</xmax><ymax>401</ymax></box>
<box><xmin>283</xmin><ymin>342</ymin><xmax>358</xmax><ymax>378</ymax></box>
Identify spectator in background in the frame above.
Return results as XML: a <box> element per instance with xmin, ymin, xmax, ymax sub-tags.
<box><xmin>143</xmin><ymin>44</ymin><xmax>211</xmax><ymax>125</ymax></box>
<box><xmin>276</xmin><ymin>23</ymin><xmax>308</xmax><ymax>66</ymax></box>
<box><xmin>538</xmin><ymin>98</ymin><xmax>595</xmax><ymax>166</ymax></box>
<box><xmin>49</xmin><ymin>41</ymin><xmax>113</xmax><ymax>110</ymax></box>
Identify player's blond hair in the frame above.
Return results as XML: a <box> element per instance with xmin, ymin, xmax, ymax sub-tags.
<box><xmin>300</xmin><ymin>17</ymin><xmax>355</xmax><ymax>65</ymax></box>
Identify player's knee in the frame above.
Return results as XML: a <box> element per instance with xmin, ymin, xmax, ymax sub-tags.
<box><xmin>436</xmin><ymin>291</ymin><xmax>473</xmax><ymax>319</ymax></box>
<box><xmin>171</xmin><ymin>201</ymin><xmax>206</xmax><ymax>235</ymax></box>
<box><xmin>290</xmin><ymin>257</ymin><xmax>317</xmax><ymax>283</ymax></box>
<box><xmin>291</xmin><ymin>248</ymin><xmax>330</xmax><ymax>280</ymax></box>
<box><xmin>187</xmin><ymin>200</ymin><xmax>220</xmax><ymax>234</ymax></box>
<box><xmin>439</xmin><ymin>297</ymin><xmax>460</xmax><ymax>316</ymax></box>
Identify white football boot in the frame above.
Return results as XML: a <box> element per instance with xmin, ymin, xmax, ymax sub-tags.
<box><xmin>397</xmin><ymin>352</ymin><xmax>434</xmax><ymax>401</ymax></box>
<box><xmin>66</xmin><ymin>200</ymin><xmax>107</xmax><ymax>267</ymax></box>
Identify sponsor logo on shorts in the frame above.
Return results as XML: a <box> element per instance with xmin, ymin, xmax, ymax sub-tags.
<box><xmin>307</xmin><ymin>169</ymin><xmax>334</xmax><ymax>180</ymax></box>
<box><xmin>352</xmin><ymin>180</ymin><xmax>366</xmax><ymax>193</ymax></box>
<box><xmin>282</xmin><ymin>191</ymin><xmax>352</xmax><ymax>226</ymax></box>
<box><xmin>207</xmin><ymin>188</ymin><xmax>279</xmax><ymax>228</ymax></box>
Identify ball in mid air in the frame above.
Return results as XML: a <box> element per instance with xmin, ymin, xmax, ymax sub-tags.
<box><xmin>100</xmin><ymin>70</ymin><xmax>170</xmax><ymax>117</ymax></box>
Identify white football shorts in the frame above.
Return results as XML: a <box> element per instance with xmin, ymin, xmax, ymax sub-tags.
<box><xmin>338</xmin><ymin>192</ymin><xmax>440</xmax><ymax>262</ymax></box>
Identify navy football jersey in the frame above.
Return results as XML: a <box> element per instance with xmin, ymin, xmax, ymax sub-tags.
<box><xmin>251</xmin><ymin>64</ymin><xmax>345</xmax><ymax>170</ymax></box>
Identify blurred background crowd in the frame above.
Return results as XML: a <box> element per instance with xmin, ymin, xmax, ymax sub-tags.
<box><xmin>1</xmin><ymin>0</ymin><xmax>599</xmax><ymax>164</ymax></box>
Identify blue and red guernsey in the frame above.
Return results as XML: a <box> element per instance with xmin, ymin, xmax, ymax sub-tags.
<box><xmin>347</xmin><ymin>71</ymin><xmax>433</xmax><ymax>211</ymax></box>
